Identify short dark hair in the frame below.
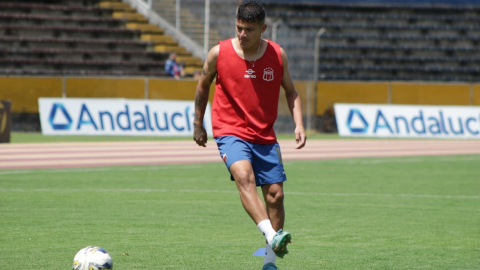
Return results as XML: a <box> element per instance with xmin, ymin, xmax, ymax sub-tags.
<box><xmin>236</xmin><ymin>0</ymin><xmax>265</xmax><ymax>25</ymax></box>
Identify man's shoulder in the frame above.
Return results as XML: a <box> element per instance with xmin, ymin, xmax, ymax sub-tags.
<box><xmin>266</xmin><ymin>40</ymin><xmax>285</xmax><ymax>53</ymax></box>
<box><xmin>219</xmin><ymin>38</ymin><xmax>234</xmax><ymax>44</ymax></box>
<box><xmin>207</xmin><ymin>44</ymin><xmax>221</xmax><ymax>60</ymax></box>
<box><xmin>266</xmin><ymin>39</ymin><xmax>280</xmax><ymax>47</ymax></box>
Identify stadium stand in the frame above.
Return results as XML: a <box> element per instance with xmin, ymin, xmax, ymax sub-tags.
<box><xmin>0</xmin><ymin>0</ymin><xmax>203</xmax><ymax>76</ymax></box>
<box><xmin>8</xmin><ymin>0</ymin><xmax>475</xmax><ymax>81</ymax></box>
<box><xmin>169</xmin><ymin>0</ymin><xmax>480</xmax><ymax>81</ymax></box>
<box><xmin>265</xmin><ymin>1</ymin><xmax>480</xmax><ymax>81</ymax></box>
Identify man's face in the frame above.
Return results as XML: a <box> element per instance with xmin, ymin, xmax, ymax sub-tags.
<box><xmin>236</xmin><ymin>19</ymin><xmax>266</xmax><ymax>49</ymax></box>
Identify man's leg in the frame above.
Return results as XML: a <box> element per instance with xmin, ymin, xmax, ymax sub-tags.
<box><xmin>261</xmin><ymin>183</ymin><xmax>285</xmax><ymax>267</ymax></box>
<box><xmin>261</xmin><ymin>183</ymin><xmax>285</xmax><ymax>231</ymax></box>
<box><xmin>230</xmin><ymin>160</ymin><xmax>281</xmax><ymax>248</ymax></box>
<box><xmin>215</xmin><ymin>136</ymin><xmax>277</xmax><ymax>244</ymax></box>
<box><xmin>230</xmin><ymin>160</ymin><xmax>270</xmax><ymax>225</ymax></box>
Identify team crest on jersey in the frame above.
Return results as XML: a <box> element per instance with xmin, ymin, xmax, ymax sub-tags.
<box><xmin>244</xmin><ymin>69</ymin><xmax>256</xmax><ymax>79</ymax></box>
<box><xmin>263</xmin><ymin>67</ymin><xmax>274</xmax><ymax>81</ymax></box>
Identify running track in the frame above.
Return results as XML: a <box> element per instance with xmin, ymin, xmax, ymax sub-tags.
<box><xmin>1</xmin><ymin>139</ymin><xmax>480</xmax><ymax>170</ymax></box>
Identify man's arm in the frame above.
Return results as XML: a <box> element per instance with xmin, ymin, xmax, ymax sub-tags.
<box><xmin>193</xmin><ymin>45</ymin><xmax>219</xmax><ymax>147</ymax></box>
<box><xmin>280</xmin><ymin>47</ymin><xmax>307</xmax><ymax>149</ymax></box>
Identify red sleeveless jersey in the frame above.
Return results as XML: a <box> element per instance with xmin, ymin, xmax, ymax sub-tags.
<box><xmin>212</xmin><ymin>39</ymin><xmax>284</xmax><ymax>144</ymax></box>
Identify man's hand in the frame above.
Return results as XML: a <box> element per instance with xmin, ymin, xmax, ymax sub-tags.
<box><xmin>294</xmin><ymin>126</ymin><xmax>307</xmax><ymax>149</ymax></box>
<box><xmin>193</xmin><ymin>124</ymin><xmax>208</xmax><ymax>147</ymax></box>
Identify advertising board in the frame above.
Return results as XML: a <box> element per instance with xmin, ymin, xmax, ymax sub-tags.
<box><xmin>39</xmin><ymin>98</ymin><xmax>212</xmax><ymax>136</ymax></box>
<box><xmin>335</xmin><ymin>103</ymin><xmax>480</xmax><ymax>139</ymax></box>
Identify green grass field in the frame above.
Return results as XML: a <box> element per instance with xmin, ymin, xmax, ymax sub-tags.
<box><xmin>1</xmin><ymin>142</ymin><xmax>479</xmax><ymax>269</ymax></box>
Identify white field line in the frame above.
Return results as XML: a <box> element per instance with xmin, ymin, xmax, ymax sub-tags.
<box><xmin>318</xmin><ymin>156</ymin><xmax>480</xmax><ymax>165</ymax></box>
<box><xmin>0</xmin><ymin>165</ymin><xmax>203</xmax><ymax>175</ymax></box>
<box><xmin>0</xmin><ymin>188</ymin><xmax>478</xmax><ymax>199</ymax></box>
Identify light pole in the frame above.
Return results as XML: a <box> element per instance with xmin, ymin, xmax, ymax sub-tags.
<box><xmin>204</xmin><ymin>0</ymin><xmax>210</xmax><ymax>55</ymax></box>
<box><xmin>271</xmin><ymin>19</ymin><xmax>282</xmax><ymax>43</ymax></box>
<box><xmin>175</xmin><ymin>0</ymin><xmax>181</xmax><ymax>31</ymax></box>
<box><xmin>313</xmin><ymin>27</ymin><xmax>326</xmax><ymax>131</ymax></box>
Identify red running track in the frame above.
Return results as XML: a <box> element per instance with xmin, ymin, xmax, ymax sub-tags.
<box><xmin>1</xmin><ymin>139</ymin><xmax>480</xmax><ymax>170</ymax></box>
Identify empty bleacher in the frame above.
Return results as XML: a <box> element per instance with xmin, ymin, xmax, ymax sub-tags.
<box><xmin>3</xmin><ymin>0</ymin><xmax>479</xmax><ymax>81</ymax></box>
<box><xmin>175</xmin><ymin>0</ymin><xmax>480</xmax><ymax>82</ymax></box>
<box><xmin>263</xmin><ymin>1</ymin><xmax>480</xmax><ymax>81</ymax></box>
<box><xmin>0</xmin><ymin>0</ymin><xmax>203</xmax><ymax>76</ymax></box>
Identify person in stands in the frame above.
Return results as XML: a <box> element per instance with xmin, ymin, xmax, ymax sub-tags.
<box><xmin>165</xmin><ymin>52</ymin><xmax>184</xmax><ymax>79</ymax></box>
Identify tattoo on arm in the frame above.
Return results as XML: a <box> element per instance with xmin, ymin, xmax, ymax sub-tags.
<box><xmin>195</xmin><ymin>50</ymin><xmax>217</xmax><ymax>125</ymax></box>
<box><xmin>194</xmin><ymin>87</ymin><xmax>209</xmax><ymax>124</ymax></box>
<box><xmin>202</xmin><ymin>69</ymin><xmax>217</xmax><ymax>83</ymax></box>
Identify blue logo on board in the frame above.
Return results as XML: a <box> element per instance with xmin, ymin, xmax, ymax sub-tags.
<box><xmin>48</xmin><ymin>103</ymin><xmax>72</xmax><ymax>130</ymax></box>
<box><xmin>346</xmin><ymin>109</ymin><xmax>369</xmax><ymax>133</ymax></box>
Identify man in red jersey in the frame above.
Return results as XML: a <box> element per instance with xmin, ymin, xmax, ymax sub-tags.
<box><xmin>193</xmin><ymin>1</ymin><xmax>306</xmax><ymax>269</ymax></box>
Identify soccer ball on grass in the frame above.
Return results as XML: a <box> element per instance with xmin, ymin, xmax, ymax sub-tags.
<box><xmin>72</xmin><ymin>246</ymin><xmax>113</xmax><ymax>270</ymax></box>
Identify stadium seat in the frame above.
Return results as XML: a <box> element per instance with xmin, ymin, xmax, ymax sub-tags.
<box><xmin>270</xmin><ymin>10</ymin><xmax>480</xmax><ymax>24</ymax></box>
<box><xmin>0</xmin><ymin>13</ymin><xmax>126</xmax><ymax>27</ymax></box>
<box><xmin>0</xmin><ymin>36</ymin><xmax>153</xmax><ymax>50</ymax></box>
<box><xmin>0</xmin><ymin>2</ymin><xmax>115</xmax><ymax>17</ymax></box>
<box><xmin>0</xmin><ymin>24</ymin><xmax>141</xmax><ymax>39</ymax></box>
<box><xmin>0</xmin><ymin>47</ymin><xmax>169</xmax><ymax>62</ymax></box>
<box><xmin>0</xmin><ymin>58</ymin><xmax>165</xmax><ymax>67</ymax></box>
<box><xmin>0</xmin><ymin>69</ymin><xmax>168</xmax><ymax>76</ymax></box>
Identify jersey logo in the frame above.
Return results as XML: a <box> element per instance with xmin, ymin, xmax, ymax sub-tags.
<box><xmin>244</xmin><ymin>69</ymin><xmax>256</xmax><ymax>79</ymax></box>
<box><xmin>263</xmin><ymin>67</ymin><xmax>274</xmax><ymax>81</ymax></box>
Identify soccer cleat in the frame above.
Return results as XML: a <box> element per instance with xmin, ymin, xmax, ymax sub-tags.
<box><xmin>262</xmin><ymin>262</ymin><xmax>279</xmax><ymax>270</ymax></box>
<box><xmin>270</xmin><ymin>229</ymin><xmax>291</xmax><ymax>258</ymax></box>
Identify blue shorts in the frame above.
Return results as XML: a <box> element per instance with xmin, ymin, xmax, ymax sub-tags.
<box><xmin>214</xmin><ymin>136</ymin><xmax>287</xmax><ymax>186</ymax></box>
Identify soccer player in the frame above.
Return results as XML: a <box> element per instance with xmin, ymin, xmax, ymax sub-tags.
<box><xmin>193</xmin><ymin>1</ymin><xmax>306</xmax><ymax>269</ymax></box>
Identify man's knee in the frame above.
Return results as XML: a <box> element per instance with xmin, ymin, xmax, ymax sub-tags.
<box><xmin>230</xmin><ymin>161</ymin><xmax>256</xmax><ymax>190</ymax></box>
<box><xmin>233</xmin><ymin>169</ymin><xmax>251</xmax><ymax>183</ymax></box>
<box><xmin>232</xmin><ymin>168</ymin><xmax>256</xmax><ymax>186</ymax></box>
<box><xmin>265</xmin><ymin>185</ymin><xmax>284</xmax><ymax>206</ymax></box>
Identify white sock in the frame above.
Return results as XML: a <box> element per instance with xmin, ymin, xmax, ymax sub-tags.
<box><xmin>257</xmin><ymin>219</ymin><xmax>276</xmax><ymax>245</ymax></box>
<box><xmin>263</xmin><ymin>242</ymin><xmax>276</xmax><ymax>265</ymax></box>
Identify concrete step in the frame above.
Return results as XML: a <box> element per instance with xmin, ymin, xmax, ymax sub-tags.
<box><xmin>126</xmin><ymin>23</ymin><xmax>164</xmax><ymax>34</ymax></box>
<box><xmin>176</xmin><ymin>56</ymin><xmax>203</xmax><ymax>66</ymax></box>
<box><xmin>154</xmin><ymin>45</ymin><xmax>190</xmax><ymax>55</ymax></box>
<box><xmin>141</xmin><ymin>34</ymin><xmax>177</xmax><ymax>45</ymax></box>
<box><xmin>112</xmin><ymin>12</ymin><xmax>147</xmax><ymax>23</ymax></box>
<box><xmin>184</xmin><ymin>66</ymin><xmax>202</xmax><ymax>75</ymax></box>
<box><xmin>98</xmin><ymin>1</ymin><xmax>135</xmax><ymax>12</ymax></box>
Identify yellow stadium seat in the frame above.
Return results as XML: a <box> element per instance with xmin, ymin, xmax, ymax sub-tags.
<box><xmin>125</xmin><ymin>23</ymin><xmax>164</xmax><ymax>34</ymax></box>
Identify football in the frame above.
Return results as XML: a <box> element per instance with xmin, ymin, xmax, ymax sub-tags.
<box><xmin>72</xmin><ymin>246</ymin><xmax>113</xmax><ymax>270</ymax></box>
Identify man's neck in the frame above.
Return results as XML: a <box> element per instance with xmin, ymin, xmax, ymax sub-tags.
<box><xmin>233</xmin><ymin>38</ymin><xmax>263</xmax><ymax>58</ymax></box>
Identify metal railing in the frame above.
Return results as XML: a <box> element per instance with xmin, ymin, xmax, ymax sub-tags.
<box><xmin>135</xmin><ymin>0</ymin><xmax>152</xmax><ymax>10</ymax></box>
<box><xmin>125</xmin><ymin>0</ymin><xmax>206</xmax><ymax>60</ymax></box>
